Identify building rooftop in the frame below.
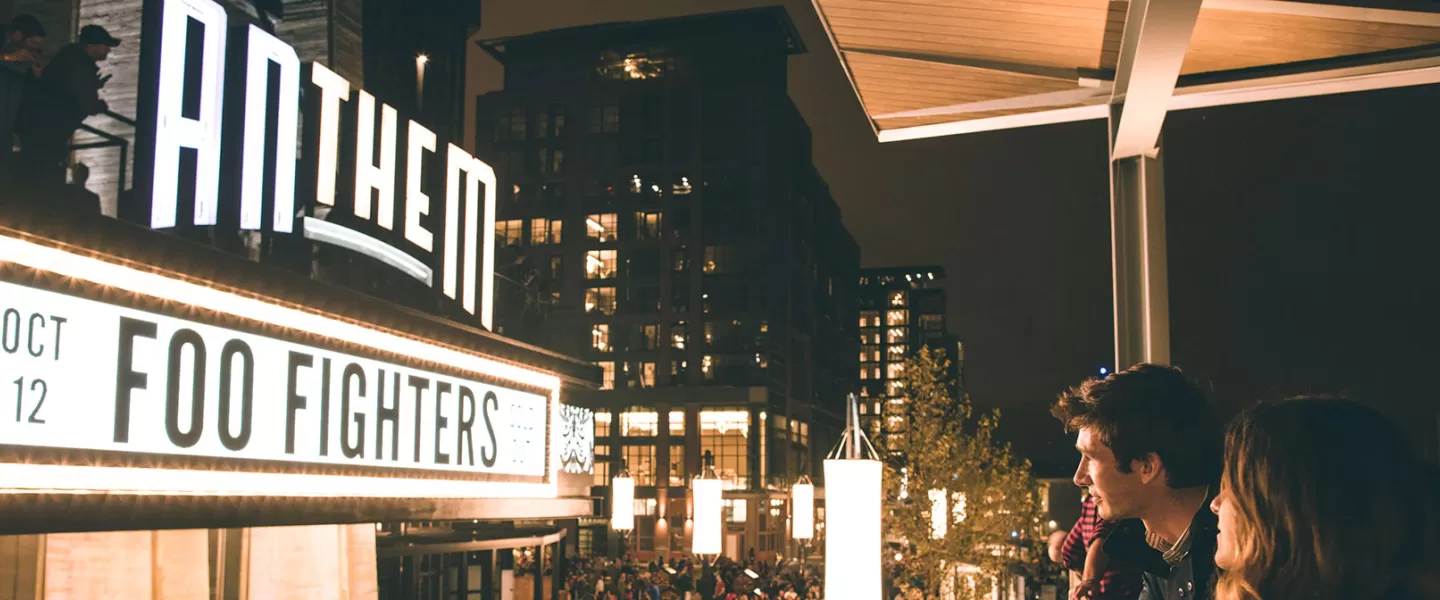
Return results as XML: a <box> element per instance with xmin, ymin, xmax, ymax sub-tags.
<box><xmin>476</xmin><ymin>6</ymin><xmax>807</xmax><ymax>61</ymax></box>
<box><xmin>859</xmin><ymin>265</ymin><xmax>947</xmax><ymax>283</ymax></box>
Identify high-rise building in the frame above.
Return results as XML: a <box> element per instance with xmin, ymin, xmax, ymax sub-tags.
<box><xmin>473</xmin><ymin>7</ymin><xmax>860</xmax><ymax>561</ymax></box>
<box><xmin>856</xmin><ymin>266</ymin><xmax>963</xmax><ymax>441</ymax></box>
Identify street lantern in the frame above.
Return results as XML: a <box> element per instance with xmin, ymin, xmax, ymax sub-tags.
<box><xmin>825</xmin><ymin>394</ymin><xmax>882</xmax><ymax>600</ymax></box>
<box><xmin>692</xmin><ymin>450</ymin><xmax>723</xmax><ymax>556</ymax></box>
<box><xmin>792</xmin><ymin>475</ymin><xmax>814</xmax><ymax>540</ymax></box>
<box><xmin>611</xmin><ymin>460</ymin><xmax>634</xmax><ymax>535</ymax></box>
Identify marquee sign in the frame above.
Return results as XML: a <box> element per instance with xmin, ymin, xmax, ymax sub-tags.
<box><xmin>0</xmin><ymin>234</ymin><xmax>561</xmax><ymax>498</ymax></box>
<box><xmin>132</xmin><ymin>0</ymin><xmax>496</xmax><ymax>329</ymax></box>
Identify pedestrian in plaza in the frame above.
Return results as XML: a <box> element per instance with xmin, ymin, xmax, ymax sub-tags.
<box><xmin>1209</xmin><ymin>396</ymin><xmax>1440</xmax><ymax>600</ymax></box>
<box><xmin>1052</xmin><ymin>364</ymin><xmax>1223</xmax><ymax>600</ymax></box>
<box><xmin>1061</xmin><ymin>493</ymin><xmax>1143</xmax><ymax>599</ymax></box>
<box><xmin>15</xmin><ymin>24</ymin><xmax>119</xmax><ymax>188</ymax></box>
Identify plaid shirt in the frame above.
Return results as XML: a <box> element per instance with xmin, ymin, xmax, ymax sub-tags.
<box><xmin>1061</xmin><ymin>496</ymin><xmax>1143</xmax><ymax>599</ymax></box>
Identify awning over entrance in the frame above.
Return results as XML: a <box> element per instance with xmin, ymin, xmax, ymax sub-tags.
<box><xmin>811</xmin><ymin>0</ymin><xmax>1440</xmax><ymax>143</ymax></box>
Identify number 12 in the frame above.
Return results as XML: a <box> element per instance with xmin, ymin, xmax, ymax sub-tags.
<box><xmin>13</xmin><ymin>377</ymin><xmax>46</xmax><ymax>424</ymax></box>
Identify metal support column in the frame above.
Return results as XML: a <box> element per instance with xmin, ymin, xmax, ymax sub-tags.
<box><xmin>1108</xmin><ymin>106</ymin><xmax>1171</xmax><ymax>369</ymax></box>
<box><xmin>481</xmin><ymin>550</ymin><xmax>495</xmax><ymax>600</ymax></box>
<box><xmin>534</xmin><ymin>545</ymin><xmax>545</xmax><ymax>600</ymax></box>
<box><xmin>552</xmin><ymin>540</ymin><xmax>566</xmax><ymax>600</ymax></box>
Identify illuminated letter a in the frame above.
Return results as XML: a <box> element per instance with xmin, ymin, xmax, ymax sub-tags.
<box><xmin>149</xmin><ymin>0</ymin><xmax>227</xmax><ymax>229</ymax></box>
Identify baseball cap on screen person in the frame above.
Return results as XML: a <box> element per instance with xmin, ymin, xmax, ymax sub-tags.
<box><xmin>77</xmin><ymin>25</ymin><xmax>120</xmax><ymax>47</ymax></box>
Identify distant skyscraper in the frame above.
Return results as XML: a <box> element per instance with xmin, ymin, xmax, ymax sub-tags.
<box><xmin>856</xmin><ymin>266</ymin><xmax>963</xmax><ymax>441</ymax></box>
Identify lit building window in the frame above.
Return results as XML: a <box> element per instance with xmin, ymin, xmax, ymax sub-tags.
<box><xmin>530</xmin><ymin>219</ymin><xmax>547</xmax><ymax>245</ymax></box>
<box><xmin>887</xmin><ymin>363</ymin><xmax>905</xmax><ymax>379</ymax></box>
<box><xmin>887</xmin><ymin>309</ymin><xmax>909</xmax><ymax>326</ymax></box>
<box><xmin>862</xmin><ymin>331</ymin><xmax>881</xmax><ymax>345</ymax></box>
<box><xmin>670</xmin><ymin>410</ymin><xmax>686</xmax><ymax>436</ymax></box>
<box><xmin>890</xmin><ymin>291</ymin><xmax>907</xmax><ymax>307</ymax></box>
<box><xmin>586</xmin><ymin>250</ymin><xmax>617</xmax><ymax>279</ymax></box>
<box><xmin>623</xmin><ymin>445</ymin><xmax>656</xmax><ymax>486</ymax></box>
<box><xmin>703</xmin><ymin>246</ymin><xmax>737</xmax><ymax>274</ymax></box>
<box><xmin>551</xmin><ymin>105</ymin><xmax>567</xmax><ymax>137</ymax></box>
<box><xmin>701</xmin><ymin>409</ymin><xmax>751</xmax><ymax>489</ymax></box>
<box><xmin>593</xmin><ymin>444</ymin><xmax>610</xmax><ymax>487</ymax></box>
<box><xmin>887</xmin><ymin>379</ymin><xmax>905</xmax><ymax>397</ymax></box>
<box><xmin>860</xmin><ymin>311</ymin><xmax>880</xmax><ymax>328</ymax></box>
<box><xmin>861</xmin><ymin>346</ymin><xmax>880</xmax><ymax>363</ymax></box>
<box><xmin>496</xmin><ymin>219</ymin><xmax>523</xmax><ymax>247</ymax></box>
<box><xmin>673</xmin><ymin>246</ymin><xmax>689</xmax><ymax>272</ymax></box>
<box><xmin>672</xmin><ymin>176</ymin><xmax>692</xmax><ymax>195</ymax></box>
<box><xmin>636</xmin><ymin>211</ymin><xmax>662</xmax><ymax>240</ymax></box>
<box><xmin>671</xmin><ymin>322</ymin><xmax>688</xmax><ymax>351</ymax></box>
<box><xmin>548</xmin><ymin>219</ymin><xmax>563</xmax><ymax>244</ymax></box>
<box><xmin>669</xmin><ymin>445</ymin><xmax>686</xmax><ymax>486</ymax></box>
<box><xmin>586</xmin><ymin>213</ymin><xmax>617</xmax><ymax>242</ymax></box>
<box><xmin>888</xmin><ymin>344</ymin><xmax>908</xmax><ymax>360</ymax></box>
<box><xmin>592</xmin><ymin>323</ymin><xmax>610</xmax><ymax>352</ymax></box>
<box><xmin>596</xmin><ymin>410</ymin><xmax>612</xmax><ymax>437</ymax></box>
<box><xmin>550</xmin><ymin>256</ymin><xmax>563</xmax><ymax>280</ymax></box>
<box><xmin>725</xmin><ymin>499</ymin><xmax>747</xmax><ymax>523</ymax></box>
<box><xmin>551</xmin><ymin>149</ymin><xmax>565</xmax><ymax>173</ymax></box>
<box><xmin>621</xmin><ymin>407</ymin><xmax>659</xmax><ymax>437</ymax></box>
<box><xmin>598</xmin><ymin>361</ymin><xmax>615</xmax><ymax>390</ymax></box>
<box><xmin>702</xmin><ymin>355</ymin><xmax>712</xmax><ymax>378</ymax></box>
<box><xmin>887</xmin><ymin>327</ymin><xmax>907</xmax><ymax>344</ymax></box>
<box><xmin>920</xmin><ymin>314</ymin><xmax>944</xmax><ymax>332</ymax></box>
<box><xmin>586</xmin><ymin>287</ymin><xmax>616</xmax><ymax>315</ymax></box>
<box><xmin>596</xmin><ymin>49</ymin><xmax>674</xmax><ymax>81</ymax></box>
<box><xmin>635</xmin><ymin>362</ymin><xmax>656</xmax><ymax>388</ymax></box>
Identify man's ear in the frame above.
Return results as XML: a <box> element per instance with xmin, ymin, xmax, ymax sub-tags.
<box><xmin>1135</xmin><ymin>452</ymin><xmax>1165</xmax><ymax>485</ymax></box>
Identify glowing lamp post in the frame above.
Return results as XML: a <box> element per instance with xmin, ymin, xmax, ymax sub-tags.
<box><xmin>692</xmin><ymin>450</ymin><xmax>723</xmax><ymax>557</ymax></box>
<box><xmin>825</xmin><ymin>394</ymin><xmax>882</xmax><ymax>599</ymax></box>
<box><xmin>792</xmin><ymin>475</ymin><xmax>814</xmax><ymax>541</ymax></box>
<box><xmin>611</xmin><ymin>461</ymin><xmax>635</xmax><ymax>537</ymax></box>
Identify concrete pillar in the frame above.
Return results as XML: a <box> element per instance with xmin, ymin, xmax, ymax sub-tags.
<box><xmin>0</xmin><ymin>534</ymin><xmax>44</xmax><ymax>600</ymax></box>
<box><xmin>247</xmin><ymin>524</ymin><xmax>378</xmax><ymax>600</ymax></box>
<box><xmin>0</xmin><ymin>530</ymin><xmax>209</xmax><ymax>599</ymax></box>
<box><xmin>1109</xmin><ymin>108</ymin><xmax>1171</xmax><ymax>369</ymax></box>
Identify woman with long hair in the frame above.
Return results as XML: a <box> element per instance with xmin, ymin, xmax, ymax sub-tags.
<box><xmin>1210</xmin><ymin>396</ymin><xmax>1440</xmax><ymax>600</ymax></box>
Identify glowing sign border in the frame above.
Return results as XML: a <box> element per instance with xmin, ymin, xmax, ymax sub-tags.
<box><xmin>0</xmin><ymin>232</ymin><xmax>560</xmax><ymax>499</ymax></box>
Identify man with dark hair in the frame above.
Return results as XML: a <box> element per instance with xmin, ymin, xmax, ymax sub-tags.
<box><xmin>1051</xmin><ymin>363</ymin><xmax>1222</xmax><ymax>600</ymax></box>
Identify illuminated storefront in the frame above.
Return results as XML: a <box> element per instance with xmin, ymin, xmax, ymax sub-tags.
<box><xmin>0</xmin><ymin>0</ymin><xmax>595</xmax><ymax>597</ymax></box>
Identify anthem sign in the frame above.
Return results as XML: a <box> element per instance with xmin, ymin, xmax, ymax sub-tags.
<box><xmin>132</xmin><ymin>0</ymin><xmax>497</xmax><ymax>329</ymax></box>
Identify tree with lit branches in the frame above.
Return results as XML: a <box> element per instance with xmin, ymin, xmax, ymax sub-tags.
<box><xmin>878</xmin><ymin>346</ymin><xmax>1044</xmax><ymax>599</ymax></box>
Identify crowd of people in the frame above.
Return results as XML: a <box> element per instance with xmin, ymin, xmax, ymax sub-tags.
<box><xmin>536</xmin><ymin>554</ymin><xmax>821</xmax><ymax>600</ymax></box>
<box><xmin>2</xmin><ymin>13</ymin><xmax>120</xmax><ymax>208</ymax></box>
<box><xmin>1048</xmin><ymin>364</ymin><xmax>1440</xmax><ymax>600</ymax></box>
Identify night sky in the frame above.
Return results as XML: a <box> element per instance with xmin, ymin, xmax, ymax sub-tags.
<box><xmin>469</xmin><ymin>0</ymin><xmax>1440</xmax><ymax>472</ymax></box>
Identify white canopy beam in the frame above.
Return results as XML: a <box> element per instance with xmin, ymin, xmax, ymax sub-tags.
<box><xmin>1108</xmin><ymin>0</ymin><xmax>1206</xmax><ymax>160</ymax></box>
